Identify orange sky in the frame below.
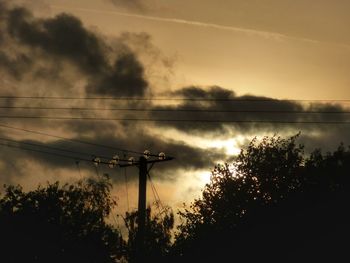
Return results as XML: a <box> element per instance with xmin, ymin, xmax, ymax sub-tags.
<box><xmin>1</xmin><ymin>0</ymin><xmax>350</xmax><ymax>219</ymax></box>
<box><xmin>44</xmin><ymin>0</ymin><xmax>350</xmax><ymax>100</ymax></box>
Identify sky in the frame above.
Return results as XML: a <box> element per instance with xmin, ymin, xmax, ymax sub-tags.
<box><xmin>0</xmin><ymin>0</ymin><xmax>350</xmax><ymax>220</ymax></box>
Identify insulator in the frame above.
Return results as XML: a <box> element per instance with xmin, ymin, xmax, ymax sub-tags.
<box><xmin>144</xmin><ymin>150</ymin><xmax>151</xmax><ymax>159</ymax></box>
<box><xmin>158</xmin><ymin>152</ymin><xmax>166</xmax><ymax>160</ymax></box>
<box><xmin>92</xmin><ymin>157</ymin><xmax>101</xmax><ymax>167</ymax></box>
<box><xmin>108</xmin><ymin>155</ymin><xmax>119</xmax><ymax>168</ymax></box>
<box><xmin>128</xmin><ymin>157</ymin><xmax>135</xmax><ymax>165</ymax></box>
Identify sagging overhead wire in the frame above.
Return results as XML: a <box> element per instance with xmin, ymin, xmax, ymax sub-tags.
<box><xmin>1</xmin><ymin>95</ymin><xmax>350</xmax><ymax>102</ymax></box>
<box><xmin>0</xmin><ymin>135</ymin><xmax>172</xmax><ymax>168</ymax></box>
<box><xmin>0</xmin><ymin>138</ymin><xmax>139</xmax><ymax>166</ymax></box>
<box><xmin>0</xmin><ymin>137</ymin><xmax>113</xmax><ymax>161</ymax></box>
<box><xmin>0</xmin><ymin>122</ymin><xmax>156</xmax><ymax>157</ymax></box>
<box><xmin>0</xmin><ymin>141</ymin><xmax>96</xmax><ymax>163</ymax></box>
<box><xmin>1</xmin><ymin>116</ymin><xmax>350</xmax><ymax>124</ymax></box>
<box><xmin>1</xmin><ymin>106</ymin><xmax>350</xmax><ymax>114</ymax></box>
<box><xmin>146</xmin><ymin>163</ymin><xmax>165</xmax><ymax>215</ymax></box>
<box><xmin>14</xmin><ymin>138</ymin><xmax>153</xmax><ymax>164</ymax></box>
<box><xmin>124</xmin><ymin>166</ymin><xmax>130</xmax><ymax>212</ymax></box>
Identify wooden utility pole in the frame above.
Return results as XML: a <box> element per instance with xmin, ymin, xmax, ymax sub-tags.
<box><xmin>123</xmin><ymin>154</ymin><xmax>173</xmax><ymax>262</ymax></box>
<box><xmin>136</xmin><ymin>156</ymin><xmax>147</xmax><ymax>261</ymax></box>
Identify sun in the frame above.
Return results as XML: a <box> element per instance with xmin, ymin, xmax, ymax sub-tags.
<box><xmin>199</xmin><ymin>171</ymin><xmax>212</xmax><ymax>185</ymax></box>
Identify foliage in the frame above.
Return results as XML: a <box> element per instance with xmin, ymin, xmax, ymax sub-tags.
<box><xmin>123</xmin><ymin>205</ymin><xmax>174</xmax><ymax>262</ymax></box>
<box><xmin>2</xmin><ymin>134</ymin><xmax>350</xmax><ymax>262</ymax></box>
<box><xmin>174</xmin><ymin>134</ymin><xmax>350</xmax><ymax>261</ymax></box>
<box><xmin>176</xmin><ymin>134</ymin><xmax>304</xmax><ymax>238</ymax></box>
<box><xmin>0</xmin><ymin>175</ymin><xmax>125</xmax><ymax>263</ymax></box>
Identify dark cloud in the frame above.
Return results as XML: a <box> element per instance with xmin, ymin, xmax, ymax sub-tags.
<box><xmin>151</xmin><ymin>86</ymin><xmax>349</xmax><ymax>133</ymax></box>
<box><xmin>7</xmin><ymin>8</ymin><xmax>107</xmax><ymax>74</ymax></box>
<box><xmin>176</xmin><ymin>86</ymin><xmax>236</xmax><ymax>99</ymax></box>
<box><xmin>86</xmin><ymin>52</ymin><xmax>148</xmax><ymax>96</ymax></box>
<box><xmin>118</xmin><ymin>32</ymin><xmax>176</xmax><ymax>72</ymax></box>
<box><xmin>2</xmin><ymin>84</ymin><xmax>347</xmax><ymax>182</ymax></box>
<box><xmin>115</xmin><ymin>32</ymin><xmax>176</xmax><ymax>93</ymax></box>
<box><xmin>2</xmin><ymin>104</ymin><xmax>349</xmax><ymax>184</ymax></box>
<box><xmin>300</xmin><ymin>126</ymin><xmax>350</xmax><ymax>154</ymax></box>
<box><xmin>1</xmin><ymin>87</ymin><xmax>350</xmax><ymax>187</ymax></box>
<box><xmin>0</xmin><ymin>51</ymin><xmax>33</xmax><ymax>79</ymax></box>
<box><xmin>0</xmin><ymin>127</ymin><xmax>226</xmax><ymax>184</ymax></box>
<box><xmin>0</xmin><ymin>4</ymin><xmax>148</xmax><ymax>96</ymax></box>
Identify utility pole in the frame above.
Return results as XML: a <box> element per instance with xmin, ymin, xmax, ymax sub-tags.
<box><xmin>136</xmin><ymin>156</ymin><xmax>147</xmax><ymax>262</ymax></box>
<box><xmin>91</xmin><ymin>149</ymin><xmax>174</xmax><ymax>262</ymax></box>
<box><xmin>119</xmin><ymin>153</ymin><xmax>173</xmax><ymax>262</ymax></box>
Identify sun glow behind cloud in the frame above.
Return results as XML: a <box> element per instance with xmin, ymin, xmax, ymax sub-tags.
<box><xmin>167</xmin><ymin>169</ymin><xmax>212</xmax><ymax>203</ymax></box>
<box><xmin>146</xmin><ymin>126</ymin><xmax>244</xmax><ymax>156</ymax></box>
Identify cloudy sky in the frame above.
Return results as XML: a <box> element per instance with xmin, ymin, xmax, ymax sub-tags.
<box><xmin>0</xmin><ymin>0</ymin><xmax>350</xmax><ymax>218</ymax></box>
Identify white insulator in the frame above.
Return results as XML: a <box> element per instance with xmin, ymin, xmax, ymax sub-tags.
<box><xmin>158</xmin><ymin>152</ymin><xmax>166</xmax><ymax>160</ymax></box>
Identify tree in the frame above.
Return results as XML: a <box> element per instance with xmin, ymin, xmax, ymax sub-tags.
<box><xmin>175</xmin><ymin>135</ymin><xmax>304</xmax><ymax>239</ymax></box>
<box><xmin>173</xmin><ymin>134</ymin><xmax>350</xmax><ymax>262</ymax></box>
<box><xmin>0</xmin><ymin>175</ymin><xmax>125</xmax><ymax>263</ymax></box>
<box><xmin>123</xmin><ymin>205</ymin><xmax>174</xmax><ymax>262</ymax></box>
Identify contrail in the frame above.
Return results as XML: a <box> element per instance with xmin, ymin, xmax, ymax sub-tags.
<box><xmin>51</xmin><ymin>5</ymin><xmax>350</xmax><ymax>48</ymax></box>
<box><xmin>49</xmin><ymin>5</ymin><xmax>293</xmax><ymax>41</ymax></box>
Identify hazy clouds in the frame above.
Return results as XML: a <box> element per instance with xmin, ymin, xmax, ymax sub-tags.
<box><xmin>150</xmin><ymin>86</ymin><xmax>349</xmax><ymax>133</ymax></box>
<box><xmin>0</xmin><ymin>1</ymin><xmax>148</xmax><ymax>97</ymax></box>
<box><xmin>0</xmin><ymin>0</ymin><xmax>350</xmax><ymax>194</ymax></box>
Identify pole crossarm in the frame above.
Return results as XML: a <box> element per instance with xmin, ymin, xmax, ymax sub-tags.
<box><xmin>118</xmin><ymin>157</ymin><xmax>174</xmax><ymax>168</ymax></box>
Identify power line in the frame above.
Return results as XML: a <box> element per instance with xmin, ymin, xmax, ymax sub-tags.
<box><xmin>0</xmin><ymin>141</ymin><xmax>97</xmax><ymax>163</ymax></box>
<box><xmin>0</xmin><ymin>122</ymin><xmax>147</xmax><ymax>156</ymax></box>
<box><xmin>1</xmin><ymin>116</ymin><xmax>350</xmax><ymax>124</ymax></box>
<box><xmin>1</xmin><ymin>106</ymin><xmax>350</xmax><ymax>114</ymax></box>
<box><xmin>1</xmin><ymin>95</ymin><xmax>350</xmax><ymax>102</ymax></box>
<box><xmin>124</xmin><ymin>167</ymin><xmax>130</xmax><ymax>212</ymax></box>
<box><xmin>0</xmin><ymin>137</ymin><xmax>131</xmax><ymax>162</ymax></box>
<box><xmin>147</xmin><ymin>172</ymin><xmax>164</xmax><ymax>213</ymax></box>
<box><xmin>0</xmin><ymin>137</ymin><xmax>98</xmax><ymax>159</ymax></box>
<box><xmin>0</xmin><ymin>140</ymin><xmax>145</xmax><ymax>168</ymax></box>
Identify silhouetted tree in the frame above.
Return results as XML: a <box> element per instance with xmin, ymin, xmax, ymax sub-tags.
<box><xmin>123</xmin><ymin>205</ymin><xmax>174</xmax><ymax>262</ymax></box>
<box><xmin>0</xmin><ymin>175</ymin><xmax>125</xmax><ymax>263</ymax></box>
<box><xmin>173</xmin><ymin>134</ymin><xmax>350</xmax><ymax>262</ymax></box>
